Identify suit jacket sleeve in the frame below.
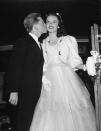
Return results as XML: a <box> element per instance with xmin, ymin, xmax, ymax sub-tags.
<box><xmin>6</xmin><ymin>38</ymin><xmax>27</xmax><ymax>93</ymax></box>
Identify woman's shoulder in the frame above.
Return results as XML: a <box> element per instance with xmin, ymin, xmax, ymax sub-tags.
<box><xmin>42</xmin><ymin>37</ymin><xmax>49</xmax><ymax>47</ymax></box>
<box><xmin>42</xmin><ymin>37</ymin><xmax>48</xmax><ymax>49</ymax></box>
<box><xmin>61</xmin><ymin>35</ymin><xmax>77</xmax><ymax>42</ymax></box>
<box><xmin>60</xmin><ymin>35</ymin><xmax>78</xmax><ymax>49</ymax></box>
<box><xmin>42</xmin><ymin>37</ymin><xmax>49</xmax><ymax>43</ymax></box>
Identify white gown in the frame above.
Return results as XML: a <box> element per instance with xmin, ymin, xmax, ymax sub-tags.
<box><xmin>29</xmin><ymin>36</ymin><xmax>97</xmax><ymax>131</ymax></box>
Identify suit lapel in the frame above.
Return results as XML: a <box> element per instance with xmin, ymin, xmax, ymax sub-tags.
<box><xmin>29</xmin><ymin>34</ymin><xmax>43</xmax><ymax>52</ymax></box>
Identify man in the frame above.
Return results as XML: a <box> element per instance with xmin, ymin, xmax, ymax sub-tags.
<box><xmin>6</xmin><ymin>12</ymin><xmax>46</xmax><ymax>131</ymax></box>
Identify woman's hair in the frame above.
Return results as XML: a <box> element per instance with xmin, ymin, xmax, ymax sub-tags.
<box><xmin>45</xmin><ymin>12</ymin><xmax>67</xmax><ymax>37</ymax></box>
<box><xmin>23</xmin><ymin>13</ymin><xmax>41</xmax><ymax>33</ymax></box>
<box><xmin>38</xmin><ymin>12</ymin><xmax>67</xmax><ymax>43</ymax></box>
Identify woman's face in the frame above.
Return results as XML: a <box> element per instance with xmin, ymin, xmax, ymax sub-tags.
<box><xmin>46</xmin><ymin>15</ymin><xmax>59</xmax><ymax>33</ymax></box>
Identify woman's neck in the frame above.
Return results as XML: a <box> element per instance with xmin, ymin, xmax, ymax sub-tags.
<box><xmin>49</xmin><ymin>32</ymin><xmax>57</xmax><ymax>38</ymax></box>
<box><xmin>48</xmin><ymin>32</ymin><xmax>58</xmax><ymax>45</ymax></box>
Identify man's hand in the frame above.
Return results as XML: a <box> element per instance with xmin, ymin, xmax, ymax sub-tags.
<box><xmin>9</xmin><ymin>92</ymin><xmax>18</xmax><ymax>106</ymax></box>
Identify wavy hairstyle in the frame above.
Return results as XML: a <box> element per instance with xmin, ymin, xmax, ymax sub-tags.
<box><xmin>38</xmin><ymin>12</ymin><xmax>67</xmax><ymax>43</ymax></box>
<box><xmin>45</xmin><ymin>12</ymin><xmax>67</xmax><ymax>37</ymax></box>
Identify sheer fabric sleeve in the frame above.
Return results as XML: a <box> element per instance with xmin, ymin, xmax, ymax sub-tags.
<box><xmin>65</xmin><ymin>36</ymin><xmax>83</xmax><ymax>69</ymax></box>
<box><xmin>42</xmin><ymin>40</ymin><xmax>48</xmax><ymax>73</ymax></box>
<box><xmin>42</xmin><ymin>40</ymin><xmax>52</xmax><ymax>91</ymax></box>
<box><xmin>58</xmin><ymin>36</ymin><xmax>83</xmax><ymax>69</ymax></box>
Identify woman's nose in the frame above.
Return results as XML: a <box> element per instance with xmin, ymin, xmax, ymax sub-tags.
<box><xmin>49</xmin><ymin>22</ymin><xmax>53</xmax><ymax>25</ymax></box>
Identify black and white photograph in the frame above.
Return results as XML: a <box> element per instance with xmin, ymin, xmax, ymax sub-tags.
<box><xmin>0</xmin><ymin>0</ymin><xmax>100</xmax><ymax>131</ymax></box>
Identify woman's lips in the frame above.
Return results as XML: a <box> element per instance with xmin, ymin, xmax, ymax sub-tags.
<box><xmin>49</xmin><ymin>26</ymin><xmax>54</xmax><ymax>29</ymax></box>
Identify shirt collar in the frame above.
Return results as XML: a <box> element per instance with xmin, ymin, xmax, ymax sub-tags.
<box><xmin>29</xmin><ymin>32</ymin><xmax>38</xmax><ymax>43</ymax></box>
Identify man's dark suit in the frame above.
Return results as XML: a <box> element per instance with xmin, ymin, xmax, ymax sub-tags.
<box><xmin>6</xmin><ymin>34</ymin><xmax>44</xmax><ymax>131</ymax></box>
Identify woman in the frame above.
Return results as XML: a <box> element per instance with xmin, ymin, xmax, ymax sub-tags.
<box><xmin>29</xmin><ymin>13</ymin><xmax>97</xmax><ymax>131</ymax></box>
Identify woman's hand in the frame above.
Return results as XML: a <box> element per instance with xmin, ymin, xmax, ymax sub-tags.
<box><xmin>74</xmin><ymin>64</ymin><xmax>86</xmax><ymax>71</ymax></box>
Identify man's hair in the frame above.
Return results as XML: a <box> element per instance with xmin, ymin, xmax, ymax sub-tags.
<box><xmin>24</xmin><ymin>13</ymin><xmax>41</xmax><ymax>33</ymax></box>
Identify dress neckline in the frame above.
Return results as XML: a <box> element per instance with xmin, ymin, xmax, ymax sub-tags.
<box><xmin>48</xmin><ymin>42</ymin><xmax>58</xmax><ymax>47</ymax></box>
<box><xmin>47</xmin><ymin>39</ymin><xmax>58</xmax><ymax>47</ymax></box>
<box><xmin>46</xmin><ymin>36</ymin><xmax>63</xmax><ymax>47</ymax></box>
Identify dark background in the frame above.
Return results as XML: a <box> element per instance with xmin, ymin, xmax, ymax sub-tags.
<box><xmin>0</xmin><ymin>0</ymin><xmax>99</xmax><ymax>44</ymax></box>
<box><xmin>0</xmin><ymin>1</ymin><xmax>99</xmax><ymax>128</ymax></box>
<box><xmin>0</xmin><ymin>2</ymin><xmax>99</xmax><ymax>130</ymax></box>
<box><xmin>0</xmin><ymin>0</ymin><xmax>100</xmax><ymax>72</ymax></box>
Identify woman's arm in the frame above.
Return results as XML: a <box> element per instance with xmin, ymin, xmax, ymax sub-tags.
<box><xmin>62</xmin><ymin>36</ymin><xmax>85</xmax><ymax>71</ymax></box>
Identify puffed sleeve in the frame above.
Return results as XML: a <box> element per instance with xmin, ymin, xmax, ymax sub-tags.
<box><xmin>58</xmin><ymin>36</ymin><xmax>83</xmax><ymax>69</ymax></box>
<box><xmin>65</xmin><ymin>36</ymin><xmax>83</xmax><ymax>69</ymax></box>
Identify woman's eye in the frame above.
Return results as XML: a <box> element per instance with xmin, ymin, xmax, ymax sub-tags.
<box><xmin>52</xmin><ymin>21</ymin><xmax>56</xmax><ymax>24</ymax></box>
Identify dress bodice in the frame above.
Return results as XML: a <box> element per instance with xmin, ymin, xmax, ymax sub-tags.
<box><xmin>46</xmin><ymin>43</ymin><xmax>68</xmax><ymax>65</ymax></box>
<box><xmin>42</xmin><ymin>35</ymin><xmax>83</xmax><ymax>71</ymax></box>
